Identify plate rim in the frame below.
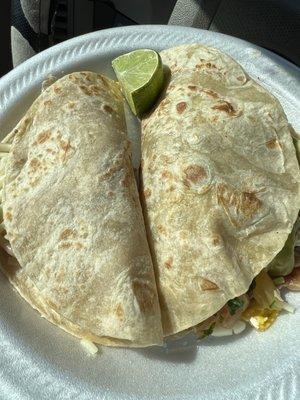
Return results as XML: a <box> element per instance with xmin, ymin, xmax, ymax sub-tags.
<box><xmin>0</xmin><ymin>25</ymin><xmax>299</xmax><ymax>114</ymax></box>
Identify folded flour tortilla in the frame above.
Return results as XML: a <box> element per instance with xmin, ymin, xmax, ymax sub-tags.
<box><xmin>2</xmin><ymin>72</ymin><xmax>163</xmax><ymax>346</ymax></box>
<box><xmin>141</xmin><ymin>44</ymin><xmax>300</xmax><ymax>336</ymax></box>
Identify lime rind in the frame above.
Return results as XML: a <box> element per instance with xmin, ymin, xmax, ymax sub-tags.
<box><xmin>112</xmin><ymin>49</ymin><xmax>164</xmax><ymax>117</ymax></box>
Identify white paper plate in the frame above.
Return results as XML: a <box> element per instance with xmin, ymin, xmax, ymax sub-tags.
<box><xmin>0</xmin><ymin>25</ymin><xmax>299</xmax><ymax>400</ymax></box>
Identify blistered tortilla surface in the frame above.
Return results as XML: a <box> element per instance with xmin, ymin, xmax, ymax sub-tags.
<box><xmin>141</xmin><ymin>44</ymin><xmax>300</xmax><ymax>335</ymax></box>
<box><xmin>3</xmin><ymin>72</ymin><xmax>163</xmax><ymax>346</ymax></box>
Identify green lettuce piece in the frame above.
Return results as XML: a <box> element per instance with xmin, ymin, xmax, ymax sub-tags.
<box><xmin>202</xmin><ymin>323</ymin><xmax>215</xmax><ymax>337</ymax></box>
<box><xmin>272</xmin><ymin>276</ymin><xmax>285</xmax><ymax>286</ymax></box>
<box><xmin>268</xmin><ymin>218</ymin><xmax>299</xmax><ymax>277</ymax></box>
<box><xmin>227</xmin><ymin>298</ymin><xmax>244</xmax><ymax>315</ymax></box>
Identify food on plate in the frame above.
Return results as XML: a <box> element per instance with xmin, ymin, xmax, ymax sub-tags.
<box><xmin>140</xmin><ymin>44</ymin><xmax>300</xmax><ymax>338</ymax></box>
<box><xmin>0</xmin><ymin>71</ymin><xmax>163</xmax><ymax>347</ymax></box>
<box><xmin>241</xmin><ymin>270</ymin><xmax>294</xmax><ymax>331</ymax></box>
<box><xmin>0</xmin><ymin>43</ymin><xmax>299</xmax><ymax>350</ymax></box>
<box><xmin>112</xmin><ymin>49</ymin><xmax>164</xmax><ymax>117</ymax></box>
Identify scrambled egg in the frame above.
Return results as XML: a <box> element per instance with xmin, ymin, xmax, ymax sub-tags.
<box><xmin>242</xmin><ymin>301</ymin><xmax>279</xmax><ymax>331</ymax></box>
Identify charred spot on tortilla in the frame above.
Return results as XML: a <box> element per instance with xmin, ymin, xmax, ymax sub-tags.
<box><xmin>68</xmin><ymin>74</ymin><xmax>81</xmax><ymax>84</ymax></box>
<box><xmin>79</xmin><ymin>85</ymin><xmax>101</xmax><ymax>96</ymax></box>
<box><xmin>46</xmin><ymin>148</ymin><xmax>56</xmax><ymax>155</ymax></box>
<box><xmin>184</xmin><ymin>179</ymin><xmax>191</xmax><ymax>188</ymax></box>
<box><xmin>157</xmin><ymin>225</ymin><xmax>167</xmax><ymax>235</ymax></box>
<box><xmin>183</xmin><ymin>165</ymin><xmax>207</xmax><ymax>186</ymax></box>
<box><xmin>200</xmin><ymin>279</ymin><xmax>219</xmax><ymax>291</ymax></box>
<box><xmin>79</xmin><ymin>85</ymin><xmax>89</xmax><ymax>95</ymax></box>
<box><xmin>13</xmin><ymin>159</ymin><xmax>25</xmax><ymax>176</ymax></box>
<box><xmin>4</xmin><ymin>211</ymin><xmax>12</xmax><ymax>221</ymax></box>
<box><xmin>266</xmin><ymin>138</ymin><xmax>280</xmax><ymax>149</ymax></box>
<box><xmin>164</xmin><ymin>257</ymin><xmax>173</xmax><ymax>269</ymax></box>
<box><xmin>79</xmin><ymin>72</ymin><xmax>93</xmax><ymax>82</ymax></box>
<box><xmin>116</xmin><ymin>304</ymin><xmax>125</xmax><ymax>321</ymax></box>
<box><xmin>202</xmin><ymin>89</ymin><xmax>219</xmax><ymax>99</ymax></box>
<box><xmin>188</xmin><ymin>85</ymin><xmax>197</xmax><ymax>91</ymax></box>
<box><xmin>103</xmin><ymin>104</ymin><xmax>114</xmax><ymax>114</ymax></box>
<box><xmin>58</xmin><ymin>139</ymin><xmax>73</xmax><ymax>161</ymax></box>
<box><xmin>241</xmin><ymin>192</ymin><xmax>262</xmax><ymax>216</ymax></box>
<box><xmin>211</xmin><ymin>100</ymin><xmax>238</xmax><ymax>116</ymax></box>
<box><xmin>59</xmin><ymin>242</ymin><xmax>73</xmax><ymax>249</ymax></box>
<box><xmin>59</xmin><ymin>228</ymin><xmax>75</xmax><ymax>241</ymax></box>
<box><xmin>196</xmin><ymin>62</ymin><xmax>217</xmax><ymax>70</ymax></box>
<box><xmin>161</xmin><ymin>170</ymin><xmax>172</xmax><ymax>179</ymax></box>
<box><xmin>212</xmin><ymin>235</ymin><xmax>221</xmax><ymax>246</ymax></box>
<box><xmin>206</xmin><ymin>62</ymin><xmax>216</xmax><ymax>69</ymax></box>
<box><xmin>33</xmin><ymin>129</ymin><xmax>52</xmax><ymax>145</ymax></box>
<box><xmin>53</xmin><ymin>85</ymin><xmax>62</xmax><ymax>94</ymax></box>
<box><xmin>176</xmin><ymin>101</ymin><xmax>187</xmax><ymax>114</ymax></box>
<box><xmin>217</xmin><ymin>183</ymin><xmax>262</xmax><ymax>226</ymax></box>
<box><xmin>121</xmin><ymin>170</ymin><xmax>132</xmax><ymax>187</ymax></box>
<box><xmin>97</xmin><ymin>74</ymin><xmax>109</xmax><ymax>86</ymax></box>
<box><xmin>43</xmin><ymin>100</ymin><xmax>52</xmax><ymax>107</ymax></box>
<box><xmin>91</xmin><ymin>85</ymin><xmax>101</xmax><ymax>95</ymax></box>
<box><xmin>29</xmin><ymin>158</ymin><xmax>42</xmax><ymax>173</ymax></box>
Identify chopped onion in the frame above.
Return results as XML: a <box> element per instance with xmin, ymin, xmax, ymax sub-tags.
<box><xmin>211</xmin><ymin>327</ymin><xmax>233</xmax><ymax>337</ymax></box>
<box><xmin>80</xmin><ymin>339</ymin><xmax>98</xmax><ymax>355</ymax></box>
<box><xmin>281</xmin><ymin>303</ymin><xmax>295</xmax><ymax>313</ymax></box>
<box><xmin>232</xmin><ymin>321</ymin><xmax>246</xmax><ymax>335</ymax></box>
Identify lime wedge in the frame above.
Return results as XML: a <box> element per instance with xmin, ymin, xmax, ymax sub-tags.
<box><xmin>112</xmin><ymin>49</ymin><xmax>164</xmax><ymax>117</ymax></box>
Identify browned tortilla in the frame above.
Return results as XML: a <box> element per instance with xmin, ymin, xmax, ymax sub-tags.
<box><xmin>141</xmin><ymin>44</ymin><xmax>300</xmax><ymax>336</ymax></box>
<box><xmin>2</xmin><ymin>72</ymin><xmax>163</xmax><ymax>346</ymax></box>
